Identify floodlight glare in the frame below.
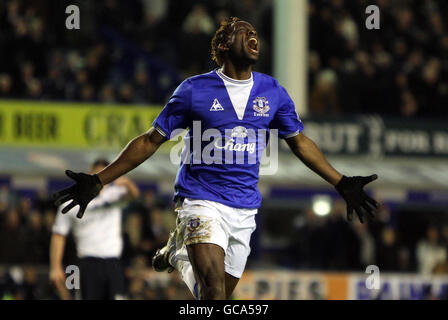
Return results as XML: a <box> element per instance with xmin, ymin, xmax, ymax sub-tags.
<box><xmin>312</xmin><ymin>195</ymin><xmax>332</xmax><ymax>217</ymax></box>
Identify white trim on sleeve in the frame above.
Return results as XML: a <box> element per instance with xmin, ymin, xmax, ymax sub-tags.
<box><xmin>154</xmin><ymin>125</ymin><xmax>168</xmax><ymax>137</ymax></box>
<box><xmin>283</xmin><ymin>129</ymin><xmax>302</xmax><ymax>139</ymax></box>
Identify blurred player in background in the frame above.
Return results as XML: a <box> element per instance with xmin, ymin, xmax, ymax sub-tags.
<box><xmin>49</xmin><ymin>159</ymin><xmax>139</xmax><ymax>300</ymax></box>
<box><xmin>53</xmin><ymin>18</ymin><xmax>378</xmax><ymax>300</ymax></box>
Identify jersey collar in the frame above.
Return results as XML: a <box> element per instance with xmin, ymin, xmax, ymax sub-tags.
<box><xmin>216</xmin><ymin>68</ymin><xmax>253</xmax><ymax>85</ymax></box>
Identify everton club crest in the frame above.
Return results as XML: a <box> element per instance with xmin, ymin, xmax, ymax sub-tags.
<box><xmin>253</xmin><ymin>97</ymin><xmax>270</xmax><ymax>117</ymax></box>
<box><xmin>187</xmin><ymin>218</ymin><xmax>201</xmax><ymax>232</ymax></box>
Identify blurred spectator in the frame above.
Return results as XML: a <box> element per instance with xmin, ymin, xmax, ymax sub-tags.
<box><xmin>400</xmin><ymin>90</ymin><xmax>419</xmax><ymax>117</ymax></box>
<box><xmin>123</xmin><ymin>212</ymin><xmax>145</xmax><ymax>262</ymax></box>
<box><xmin>441</xmin><ymin>225</ymin><xmax>448</xmax><ymax>250</ymax></box>
<box><xmin>397</xmin><ymin>247</ymin><xmax>412</xmax><ymax>272</ymax></box>
<box><xmin>353</xmin><ymin>222</ymin><xmax>375</xmax><ymax>268</ymax></box>
<box><xmin>99</xmin><ymin>84</ymin><xmax>116</xmax><ymax>104</ymax></box>
<box><xmin>118</xmin><ymin>83</ymin><xmax>135</xmax><ymax>104</ymax></box>
<box><xmin>310</xmin><ymin>69</ymin><xmax>340</xmax><ymax>115</ymax></box>
<box><xmin>21</xmin><ymin>266</ymin><xmax>40</xmax><ymax>300</ymax></box>
<box><xmin>79</xmin><ymin>84</ymin><xmax>95</xmax><ymax>102</ymax></box>
<box><xmin>416</xmin><ymin>226</ymin><xmax>447</xmax><ymax>274</ymax></box>
<box><xmin>141</xmin><ymin>0</ymin><xmax>168</xmax><ymax>25</ymax></box>
<box><xmin>134</xmin><ymin>68</ymin><xmax>156</xmax><ymax>104</ymax></box>
<box><xmin>0</xmin><ymin>185</ymin><xmax>18</xmax><ymax>214</ymax></box>
<box><xmin>180</xmin><ymin>4</ymin><xmax>215</xmax><ymax>76</ymax></box>
<box><xmin>141</xmin><ymin>205</ymin><xmax>170</xmax><ymax>260</ymax></box>
<box><xmin>17</xmin><ymin>197</ymin><xmax>32</xmax><ymax>222</ymax></box>
<box><xmin>368</xmin><ymin>202</ymin><xmax>391</xmax><ymax>241</ymax></box>
<box><xmin>376</xmin><ymin>227</ymin><xmax>400</xmax><ymax>271</ymax></box>
<box><xmin>182</xmin><ymin>4</ymin><xmax>215</xmax><ymax>36</ymax></box>
<box><xmin>323</xmin><ymin>200</ymin><xmax>359</xmax><ymax>270</ymax></box>
<box><xmin>26</xmin><ymin>78</ymin><xmax>43</xmax><ymax>100</ymax></box>
<box><xmin>0</xmin><ymin>209</ymin><xmax>26</xmax><ymax>264</ymax></box>
<box><xmin>291</xmin><ymin>208</ymin><xmax>326</xmax><ymax>269</ymax></box>
<box><xmin>0</xmin><ymin>74</ymin><xmax>13</xmax><ymax>98</ymax></box>
<box><xmin>23</xmin><ymin>211</ymin><xmax>49</xmax><ymax>264</ymax></box>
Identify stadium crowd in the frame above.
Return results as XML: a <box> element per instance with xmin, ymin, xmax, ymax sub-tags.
<box><xmin>0</xmin><ymin>0</ymin><xmax>447</xmax><ymax>118</ymax></box>
<box><xmin>0</xmin><ymin>182</ymin><xmax>447</xmax><ymax>299</ymax></box>
<box><xmin>288</xmin><ymin>200</ymin><xmax>448</xmax><ymax>273</ymax></box>
<box><xmin>308</xmin><ymin>0</ymin><xmax>448</xmax><ymax>118</ymax></box>
<box><xmin>1</xmin><ymin>0</ymin><xmax>448</xmax><ymax>300</ymax></box>
<box><xmin>0</xmin><ymin>0</ymin><xmax>273</xmax><ymax>104</ymax></box>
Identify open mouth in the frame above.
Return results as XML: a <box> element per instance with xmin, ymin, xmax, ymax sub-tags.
<box><xmin>247</xmin><ymin>38</ymin><xmax>259</xmax><ymax>54</ymax></box>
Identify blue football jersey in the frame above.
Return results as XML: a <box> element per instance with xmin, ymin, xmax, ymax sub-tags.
<box><xmin>153</xmin><ymin>69</ymin><xmax>304</xmax><ymax>209</ymax></box>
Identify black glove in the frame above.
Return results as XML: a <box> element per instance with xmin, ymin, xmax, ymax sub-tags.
<box><xmin>53</xmin><ymin>170</ymin><xmax>103</xmax><ymax>219</ymax></box>
<box><xmin>335</xmin><ymin>175</ymin><xmax>379</xmax><ymax>223</ymax></box>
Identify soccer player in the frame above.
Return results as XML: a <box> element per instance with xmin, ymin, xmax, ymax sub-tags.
<box><xmin>53</xmin><ymin>18</ymin><xmax>379</xmax><ymax>300</ymax></box>
<box><xmin>50</xmin><ymin>159</ymin><xmax>139</xmax><ymax>300</ymax></box>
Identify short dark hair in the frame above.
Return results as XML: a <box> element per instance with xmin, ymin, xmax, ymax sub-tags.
<box><xmin>91</xmin><ymin>158</ymin><xmax>110</xmax><ymax>169</ymax></box>
<box><xmin>211</xmin><ymin>17</ymin><xmax>241</xmax><ymax>67</ymax></box>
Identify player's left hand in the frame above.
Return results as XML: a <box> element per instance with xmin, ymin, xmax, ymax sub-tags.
<box><xmin>335</xmin><ymin>175</ymin><xmax>379</xmax><ymax>223</ymax></box>
<box><xmin>52</xmin><ymin>170</ymin><xmax>103</xmax><ymax>219</ymax></box>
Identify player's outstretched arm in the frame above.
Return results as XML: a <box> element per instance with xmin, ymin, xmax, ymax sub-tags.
<box><xmin>98</xmin><ymin>127</ymin><xmax>166</xmax><ymax>185</ymax></box>
<box><xmin>285</xmin><ymin>133</ymin><xmax>342</xmax><ymax>185</ymax></box>
<box><xmin>53</xmin><ymin>128</ymin><xmax>166</xmax><ymax>218</ymax></box>
<box><xmin>285</xmin><ymin>132</ymin><xmax>379</xmax><ymax>223</ymax></box>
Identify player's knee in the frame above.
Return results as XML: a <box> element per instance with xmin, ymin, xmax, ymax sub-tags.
<box><xmin>197</xmin><ymin>267</ymin><xmax>225</xmax><ymax>299</ymax></box>
<box><xmin>199</xmin><ymin>273</ymin><xmax>225</xmax><ymax>299</ymax></box>
<box><xmin>187</xmin><ymin>243</ymin><xmax>226</xmax><ymax>299</ymax></box>
<box><xmin>201</xmin><ymin>285</ymin><xmax>225</xmax><ymax>300</ymax></box>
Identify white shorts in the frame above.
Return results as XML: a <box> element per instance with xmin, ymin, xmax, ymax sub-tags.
<box><xmin>172</xmin><ymin>198</ymin><xmax>257</xmax><ymax>279</ymax></box>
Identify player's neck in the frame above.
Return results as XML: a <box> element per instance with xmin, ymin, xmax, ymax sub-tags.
<box><xmin>221</xmin><ymin>62</ymin><xmax>252</xmax><ymax>81</ymax></box>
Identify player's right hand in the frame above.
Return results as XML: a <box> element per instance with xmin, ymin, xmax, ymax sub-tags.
<box><xmin>53</xmin><ymin>170</ymin><xmax>103</xmax><ymax>219</ymax></box>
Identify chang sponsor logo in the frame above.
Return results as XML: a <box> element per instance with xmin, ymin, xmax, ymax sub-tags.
<box><xmin>214</xmin><ymin>126</ymin><xmax>256</xmax><ymax>154</ymax></box>
<box><xmin>214</xmin><ymin>138</ymin><xmax>256</xmax><ymax>154</ymax></box>
<box><xmin>169</xmin><ymin>121</ymin><xmax>279</xmax><ymax>175</ymax></box>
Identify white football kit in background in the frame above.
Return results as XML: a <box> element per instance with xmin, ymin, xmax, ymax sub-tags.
<box><xmin>52</xmin><ymin>184</ymin><xmax>127</xmax><ymax>258</ymax></box>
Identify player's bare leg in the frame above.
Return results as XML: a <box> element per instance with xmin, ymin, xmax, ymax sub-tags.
<box><xmin>152</xmin><ymin>226</ymin><xmax>218</xmax><ymax>300</ymax></box>
<box><xmin>225</xmin><ymin>273</ymin><xmax>239</xmax><ymax>299</ymax></box>
<box><xmin>153</xmin><ymin>200</ymin><xmax>248</xmax><ymax>300</ymax></box>
<box><xmin>187</xmin><ymin>243</ymin><xmax>226</xmax><ymax>300</ymax></box>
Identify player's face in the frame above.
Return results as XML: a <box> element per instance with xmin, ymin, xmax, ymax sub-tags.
<box><xmin>227</xmin><ymin>21</ymin><xmax>260</xmax><ymax>65</ymax></box>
